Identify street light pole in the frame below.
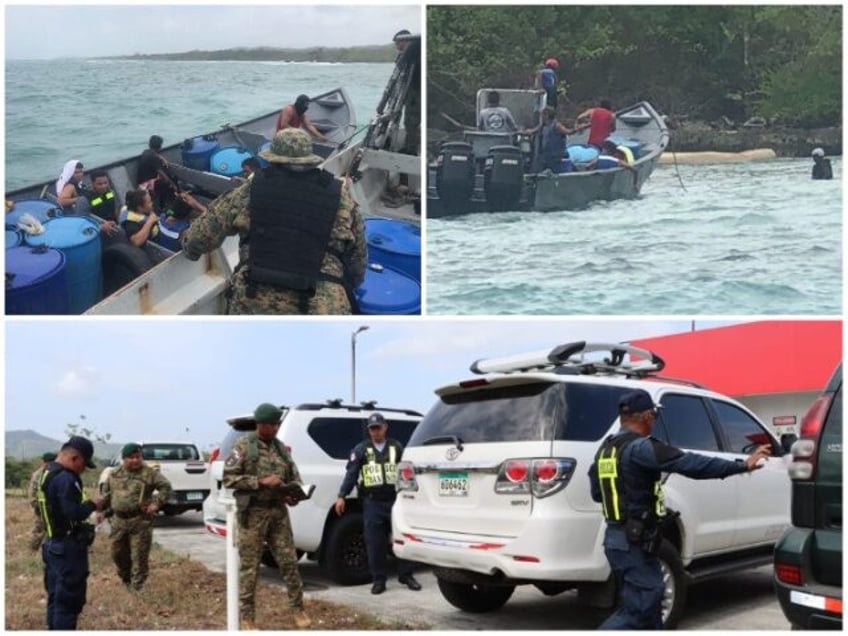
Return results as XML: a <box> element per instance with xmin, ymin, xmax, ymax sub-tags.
<box><xmin>351</xmin><ymin>325</ymin><xmax>370</xmax><ymax>404</ymax></box>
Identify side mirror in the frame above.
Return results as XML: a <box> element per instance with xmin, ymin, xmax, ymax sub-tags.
<box><xmin>780</xmin><ymin>433</ymin><xmax>799</xmax><ymax>454</ymax></box>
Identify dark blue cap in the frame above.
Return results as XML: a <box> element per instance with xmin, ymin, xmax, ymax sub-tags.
<box><xmin>62</xmin><ymin>435</ymin><xmax>96</xmax><ymax>468</ymax></box>
<box><xmin>619</xmin><ymin>389</ymin><xmax>660</xmax><ymax>416</ymax></box>
<box><xmin>367</xmin><ymin>412</ymin><xmax>387</xmax><ymax>427</ymax></box>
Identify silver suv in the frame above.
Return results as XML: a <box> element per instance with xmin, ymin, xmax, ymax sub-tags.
<box><xmin>203</xmin><ymin>400</ymin><xmax>422</xmax><ymax>584</ymax></box>
<box><xmin>392</xmin><ymin>342</ymin><xmax>792</xmax><ymax>629</ymax></box>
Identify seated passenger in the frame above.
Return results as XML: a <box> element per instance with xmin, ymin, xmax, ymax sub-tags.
<box><xmin>55</xmin><ymin>160</ymin><xmax>85</xmax><ymax>209</ymax></box>
<box><xmin>81</xmin><ymin>170</ymin><xmax>123</xmax><ymax>241</ymax></box>
<box><xmin>121</xmin><ymin>187</ymin><xmax>165</xmax><ymax>263</ymax></box>
<box><xmin>478</xmin><ymin>91</ymin><xmax>518</xmax><ymax>133</ymax></box>
<box><xmin>241</xmin><ymin>157</ymin><xmax>261</xmax><ymax>180</ymax></box>
<box><xmin>601</xmin><ymin>140</ymin><xmax>636</xmax><ymax>166</ymax></box>
<box><xmin>275</xmin><ymin>94</ymin><xmax>328</xmax><ymax>141</ymax></box>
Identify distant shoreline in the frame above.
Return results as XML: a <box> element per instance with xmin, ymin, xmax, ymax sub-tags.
<box><xmin>9</xmin><ymin>44</ymin><xmax>399</xmax><ymax>64</ymax></box>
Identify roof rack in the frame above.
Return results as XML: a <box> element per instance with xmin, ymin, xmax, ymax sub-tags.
<box><xmin>470</xmin><ymin>341</ymin><xmax>665</xmax><ymax>377</ymax></box>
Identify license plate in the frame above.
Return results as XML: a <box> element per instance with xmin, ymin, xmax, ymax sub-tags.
<box><xmin>439</xmin><ymin>472</ymin><xmax>469</xmax><ymax>497</ymax></box>
<box><xmin>185</xmin><ymin>492</ymin><xmax>204</xmax><ymax>501</ymax></box>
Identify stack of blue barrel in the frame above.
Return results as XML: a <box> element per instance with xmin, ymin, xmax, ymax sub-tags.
<box><xmin>356</xmin><ymin>218</ymin><xmax>421</xmax><ymax>315</ymax></box>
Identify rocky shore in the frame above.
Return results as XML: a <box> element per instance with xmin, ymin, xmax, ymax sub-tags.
<box><xmin>650</xmin><ymin>121</ymin><xmax>840</xmax><ymax>158</ymax></box>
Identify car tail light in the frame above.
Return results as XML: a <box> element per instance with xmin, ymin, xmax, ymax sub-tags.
<box><xmin>775</xmin><ymin>562</ymin><xmax>804</xmax><ymax>586</ymax></box>
<box><xmin>459</xmin><ymin>378</ymin><xmax>490</xmax><ymax>389</ymax></box>
<box><xmin>799</xmin><ymin>394</ymin><xmax>833</xmax><ymax>438</ymax></box>
<box><xmin>495</xmin><ymin>458</ymin><xmax>576</xmax><ymax>497</ymax></box>
<box><xmin>788</xmin><ymin>393</ymin><xmax>834</xmax><ymax>481</ymax></box>
<box><xmin>397</xmin><ymin>461</ymin><xmax>418</xmax><ymax>492</ymax></box>
<box><xmin>209</xmin><ymin>448</ymin><xmax>220</xmax><ymax>463</ymax></box>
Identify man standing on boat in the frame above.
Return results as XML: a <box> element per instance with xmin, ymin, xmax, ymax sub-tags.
<box><xmin>535</xmin><ymin>58</ymin><xmax>560</xmax><ymax>110</ymax></box>
<box><xmin>275</xmin><ymin>94</ymin><xmax>328</xmax><ymax>142</ymax></box>
<box><xmin>478</xmin><ymin>91</ymin><xmax>518</xmax><ymax>132</ymax></box>
<box><xmin>522</xmin><ymin>107</ymin><xmax>582</xmax><ymax>174</ymax></box>
<box><xmin>393</xmin><ymin>29</ymin><xmax>421</xmax><ymax>156</ymax></box>
<box><xmin>577</xmin><ymin>100</ymin><xmax>617</xmax><ymax>149</ymax></box>
<box><xmin>181</xmin><ymin>128</ymin><xmax>367</xmax><ymax>315</ymax></box>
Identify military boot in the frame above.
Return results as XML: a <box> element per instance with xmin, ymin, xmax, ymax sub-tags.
<box><xmin>293</xmin><ymin>609</ymin><xmax>312</xmax><ymax>629</ymax></box>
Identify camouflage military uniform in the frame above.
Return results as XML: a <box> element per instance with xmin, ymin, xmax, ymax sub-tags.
<box><xmin>223</xmin><ymin>433</ymin><xmax>305</xmax><ymax>622</ymax></box>
<box><xmin>28</xmin><ymin>465</ymin><xmax>48</xmax><ymax>551</ymax></box>
<box><xmin>181</xmin><ymin>174</ymin><xmax>367</xmax><ymax>315</ymax></box>
<box><xmin>102</xmin><ymin>464</ymin><xmax>172</xmax><ymax>590</ymax></box>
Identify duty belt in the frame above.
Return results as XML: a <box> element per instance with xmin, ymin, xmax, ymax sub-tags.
<box><xmin>114</xmin><ymin>510</ymin><xmax>142</xmax><ymax>519</ymax></box>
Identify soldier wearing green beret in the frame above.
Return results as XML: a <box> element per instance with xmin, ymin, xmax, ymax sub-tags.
<box><xmin>27</xmin><ymin>451</ymin><xmax>58</xmax><ymax>551</ymax></box>
<box><xmin>223</xmin><ymin>403</ymin><xmax>311</xmax><ymax>630</ymax></box>
<box><xmin>101</xmin><ymin>443</ymin><xmax>172</xmax><ymax>590</ymax></box>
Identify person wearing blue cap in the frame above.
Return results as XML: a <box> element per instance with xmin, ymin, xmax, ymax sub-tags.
<box><xmin>334</xmin><ymin>412</ymin><xmax>422</xmax><ymax>594</ymax></box>
<box><xmin>588</xmin><ymin>389</ymin><xmax>772</xmax><ymax>629</ymax></box>
<box><xmin>37</xmin><ymin>436</ymin><xmax>104</xmax><ymax>630</ymax></box>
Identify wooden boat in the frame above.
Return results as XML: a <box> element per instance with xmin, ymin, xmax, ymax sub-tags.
<box><xmin>427</xmin><ymin>89</ymin><xmax>669</xmax><ymax>217</ymax></box>
<box><xmin>5</xmin><ymin>80</ymin><xmax>422</xmax><ymax>315</ymax></box>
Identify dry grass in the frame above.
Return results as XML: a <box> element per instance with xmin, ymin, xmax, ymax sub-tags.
<box><xmin>5</xmin><ymin>493</ymin><xmax>428</xmax><ymax>630</ymax></box>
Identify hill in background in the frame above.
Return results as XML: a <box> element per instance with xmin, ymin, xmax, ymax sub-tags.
<box><xmin>6</xmin><ymin>429</ymin><xmax>121</xmax><ymax>462</ymax></box>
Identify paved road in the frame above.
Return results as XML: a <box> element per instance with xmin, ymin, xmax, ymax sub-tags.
<box><xmin>152</xmin><ymin>512</ymin><xmax>790</xmax><ymax>630</ymax></box>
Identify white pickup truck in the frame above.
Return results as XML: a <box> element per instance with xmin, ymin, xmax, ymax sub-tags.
<box><xmin>98</xmin><ymin>441</ymin><xmax>210</xmax><ymax>515</ymax></box>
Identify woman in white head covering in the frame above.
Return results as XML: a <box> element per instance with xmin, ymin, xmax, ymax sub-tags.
<box><xmin>55</xmin><ymin>159</ymin><xmax>84</xmax><ymax>209</ymax></box>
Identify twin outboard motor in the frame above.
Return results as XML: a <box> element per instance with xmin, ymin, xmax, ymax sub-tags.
<box><xmin>483</xmin><ymin>145</ymin><xmax>523</xmax><ymax>210</ymax></box>
<box><xmin>435</xmin><ymin>141</ymin><xmax>475</xmax><ymax>208</ymax></box>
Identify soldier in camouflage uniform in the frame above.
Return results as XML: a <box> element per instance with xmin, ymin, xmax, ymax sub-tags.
<box><xmin>28</xmin><ymin>451</ymin><xmax>57</xmax><ymax>551</ymax></box>
<box><xmin>181</xmin><ymin>128</ymin><xmax>367</xmax><ymax>315</ymax></box>
<box><xmin>223</xmin><ymin>403</ymin><xmax>311</xmax><ymax>630</ymax></box>
<box><xmin>101</xmin><ymin>443</ymin><xmax>172</xmax><ymax>591</ymax></box>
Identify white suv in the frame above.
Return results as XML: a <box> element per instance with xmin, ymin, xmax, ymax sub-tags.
<box><xmin>392</xmin><ymin>342</ymin><xmax>793</xmax><ymax>629</ymax></box>
<box><xmin>203</xmin><ymin>400</ymin><xmax>422</xmax><ymax>584</ymax></box>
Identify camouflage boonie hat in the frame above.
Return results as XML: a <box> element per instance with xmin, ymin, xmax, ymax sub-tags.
<box><xmin>258</xmin><ymin>129</ymin><xmax>323</xmax><ymax>165</ymax></box>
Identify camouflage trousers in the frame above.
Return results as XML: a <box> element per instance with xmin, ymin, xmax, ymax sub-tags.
<box><xmin>109</xmin><ymin>516</ymin><xmax>154</xmax><ymax>590</ymax></box>
<box><xmin>238</xmin><ymin>506</ymin><xmax>303</xmax><ymax>621</ymax></box>
<box><xmin>227</xmin><ymin>269</ymin><xmax>352</xmax><ymax>315</ymax></box>
<box><xmin>29</xmin><ymin>513</ymin><xmax>45</xmax><ymax>551</ymax></box>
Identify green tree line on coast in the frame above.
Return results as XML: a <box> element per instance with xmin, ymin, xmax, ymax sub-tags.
<box><xmin>109</xmin><ymin>44</ymin><xmax>397</xmax><ymax>64</ymax></box>
<box><xmin>428</xmin><ymin>5</ymin><xmax>841</xmax><ymax>129</ymax></box>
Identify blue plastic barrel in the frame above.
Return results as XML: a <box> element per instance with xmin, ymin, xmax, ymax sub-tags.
<box><xmin>210</xmin><ymin>146</ymin><xmax>254</xmax><ymax>177</ymax></box>
<box><xmin>566</xmin><ymin>144</ymin><xmax>600</xmax><ymax>166</ymax></box>
<box><xmin>154</xmin><ymin>216</ymin><xmax>191</xmax><ymax>252</ymax></box>
<box><xmin>181</xmin><ymin>136</ymin><xmax>220</xmax><ymax>171</ymax></box>
<box><xmin>364</xmin><ymin>218</ymin><xmax>421</xmax><ymax>283</ymax></box>
<box><xmin>5</xmin><ymin>199</ymin><xmax>63</xmax><ymax>228</ymax></box>
<box><xmin>25</xmin><ymin>217</ymin><xmax>102</xmax><ymax>314</ymax></box>
<box><xmin>355</xmin><ymin>264</ymin><xmax>421</xmax><ymax>315</ymax></box>
<box><xmin>256</xmin><ymin>141</ymin><xmax>272</xmax><ymax>168</ymax></box>
<box><xmin>5</xmin><ymin>228</ymin><xmax>21</xmax><ymax>249</ymax></box>
<box><xmin>5</xmin><ymin>246</ymin><xmax>70</xmax><ymax>314</ymax></box>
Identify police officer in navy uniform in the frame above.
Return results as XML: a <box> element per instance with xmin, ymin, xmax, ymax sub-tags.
<box><xmin>588</xmin><ymin>389</ymin><xmax>771</xmax><ymax>629</ymax></box>
<box><xmin>334</xmin><ymin>412</ymin><xmax>422</xmax><ymax>594</ymax></box>
<box><xmin>37</xmin><ymin>436</ymin><xmax>105</xmax><ymax>630</ymax></box>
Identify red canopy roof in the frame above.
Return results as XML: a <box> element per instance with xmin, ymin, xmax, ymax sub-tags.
<box><xmin>630</xmin><ymin>321</ymin><xmax>842</xmax><ymax>396</ymax></box>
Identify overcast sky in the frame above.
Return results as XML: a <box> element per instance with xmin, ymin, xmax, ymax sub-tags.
<box><xmin>5</xmin><ymin>4</ymin><xmax>421</xmax><ymax>60</ymax></box>
<box><xmin>5</xmin><ymin>318</ymin><xmax>738</xmax><ymax>451</ymax></box>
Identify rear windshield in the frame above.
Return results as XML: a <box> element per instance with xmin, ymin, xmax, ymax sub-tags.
<box><xmin>308</xmin><ymin>417</ymin><xmax>420</xmax><ymax>460</ymax></box>
<box><xmin>142</xmin><ymin>443</ymin><xmax>200</xmax><ymax>461</ymax></box>
<box><xmin>409</xmin><ymin>382</ymin><xmax>629</xmax><ymax>446</ymax></box>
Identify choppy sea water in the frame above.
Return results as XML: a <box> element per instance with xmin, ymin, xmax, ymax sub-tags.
<box><xmin>5</xmin><ymin>59</ymin><xmax>393</xmax><ymax>190</ymax></box>
<box><xmin>426</xmin><ymin>159</ymin><xmax>842</xmax><ymax>315</ymax></box>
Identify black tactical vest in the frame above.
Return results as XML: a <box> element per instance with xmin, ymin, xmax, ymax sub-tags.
<box><xmin>595</xmin><ymin>431</ymin><xmax>664</xmax><ymax>522</ymax></box>
<box><xmin>247</xmin><ymin>166</ymin><xmax>343</xmax><ymax>293</ymax></box>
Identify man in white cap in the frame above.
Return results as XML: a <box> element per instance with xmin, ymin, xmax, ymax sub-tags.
<box><xmin>181</xmin><ymin>128</ymin><xmax>367</xmax><ymax>314</ymax></box>
<box><xmin>811</xmin><ymin>147</ymin><xmax>833</xmax><ymax>180</ymax></box>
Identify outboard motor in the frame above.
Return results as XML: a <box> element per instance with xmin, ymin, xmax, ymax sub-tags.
<box><xmin>435</xmin><ymin>142</ymin><xmax>475</xmax><ymax>208</ymax></box>
<box><xmin>484</xmin><ymin>145</ymin><xmax>523</xmax><ymax>210</ymax></box>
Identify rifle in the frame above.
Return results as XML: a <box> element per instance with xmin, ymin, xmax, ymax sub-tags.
<box><xmin>347</xmin><ymin>37</ymin><xmax>419</xmax><ymax>182</ymax></box>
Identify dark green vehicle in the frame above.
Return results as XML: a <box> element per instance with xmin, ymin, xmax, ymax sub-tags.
<box><xmin>774</xmin><ymin>363</ymin><xmax>842</xmax><ymax>629</ymax></box>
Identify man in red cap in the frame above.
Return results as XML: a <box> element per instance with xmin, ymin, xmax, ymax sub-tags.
<box><xmin>536</xmin><ymin>58</ymin><xmax>560</xmax><ymax>108</ymax></box>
